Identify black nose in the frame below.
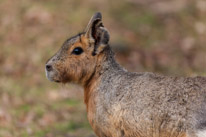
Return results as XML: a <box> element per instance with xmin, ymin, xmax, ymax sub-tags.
<box><xmin>46</xmin><ymin>64</ymin><xmax>53</xmax><ymax>71</ymax></box>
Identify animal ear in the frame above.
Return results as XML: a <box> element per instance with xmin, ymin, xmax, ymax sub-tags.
<box><xmin>85</xmin><ymin>12</ymin><xmax>110</xmax><ymax>55</ymax></box>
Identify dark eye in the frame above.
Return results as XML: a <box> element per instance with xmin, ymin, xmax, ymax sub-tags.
<box><xmin>72</xmin><ymin>47</ymin><xmax>83</xmax><ymax>55</ymax></box>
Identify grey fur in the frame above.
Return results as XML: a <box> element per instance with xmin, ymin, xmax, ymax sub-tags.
<box><xmin>87</xmin><ymin>49</ymin><xmax>206</xmax><ymax>137</ymax></box>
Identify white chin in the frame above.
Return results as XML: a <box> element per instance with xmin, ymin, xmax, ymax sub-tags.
<box><xmin>45</xmin><ymin>69</ymin><xmax>55</xmax><ymax>82</ymax></box>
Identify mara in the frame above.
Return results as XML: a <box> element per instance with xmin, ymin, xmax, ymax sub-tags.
<box><xmin>46</xmin><ymin>12</ymin><xmax>206</xmax><ymax>137</ymax></box>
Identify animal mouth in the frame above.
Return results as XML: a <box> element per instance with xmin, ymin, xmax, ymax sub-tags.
<box><xmin>51</xmin><ymin>76</ymin><xmax>62</xmax><ymax>83</ymax></box>
<box><xmin>54</xmin><ymin>80</ymin><xmax>61</xmax><ymax>83</ymax></box>
<box><xmin>46</xmin><ymin>70</ymin><xmax>61</xmax><ymax>83</ymax></box>
<box><xmin>46</xmin><ymin>68</ymin><xmax>69</xmax><ymax>83</ymax></box>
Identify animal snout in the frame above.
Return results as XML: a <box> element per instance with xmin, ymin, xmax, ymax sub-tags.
<box><xmin>45</xmin><ymin>64</ymin><xmax>53</xmax><ymax>72</ymax></box>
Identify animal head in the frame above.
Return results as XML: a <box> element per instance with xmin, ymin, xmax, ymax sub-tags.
<box><xmin>45</xmin><ymin>12</ymin><xmax>110</xmax><ymax>85</ymax></box>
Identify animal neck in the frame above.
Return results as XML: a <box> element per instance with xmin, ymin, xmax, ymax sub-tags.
<box><xmin>83</xmin><ymin>46</ymin><xmax>123</xmax><ymax>107</ymax></box>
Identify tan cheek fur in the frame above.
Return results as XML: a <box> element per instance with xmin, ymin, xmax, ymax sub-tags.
<box><xmin>54</xmin><ymin>35</ymin><xmax>97</xmax><ymax>84</ymax></box>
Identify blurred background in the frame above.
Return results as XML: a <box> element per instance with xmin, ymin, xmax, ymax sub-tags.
<box><xmin>0</xmin><ymin>0</ymin><xmax>206</xmax><ymax>136</ymax></box>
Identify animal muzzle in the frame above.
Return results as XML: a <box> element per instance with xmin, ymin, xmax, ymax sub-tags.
<box><xmin>45</xmin><ymin>63</ymin><xmax>60</xmax><ymax>82</ymax></box>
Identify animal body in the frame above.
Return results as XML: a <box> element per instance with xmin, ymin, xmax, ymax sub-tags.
<box><xmin>45</xmin><ymin>12</ymin><xmax>206</xmax><ymax>137</ymax></box>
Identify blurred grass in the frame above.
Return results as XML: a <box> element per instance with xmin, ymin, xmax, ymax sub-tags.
<box><xmin>1</xmin><ymin>0</ymin><xmax>206</xmax><ymax>136</ymax></box>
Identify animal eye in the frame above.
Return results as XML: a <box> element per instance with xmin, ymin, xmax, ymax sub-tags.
<box><xmin>72</xmin><ymin>47</ymin><xmax>83</xmax><ymax>55</ymax></box>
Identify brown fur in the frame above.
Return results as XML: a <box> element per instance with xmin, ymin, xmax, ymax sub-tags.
<box><xmin>45</xmin><ymin>12</ymin><xmax>206</xmax><ymax>137</ymax></box>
